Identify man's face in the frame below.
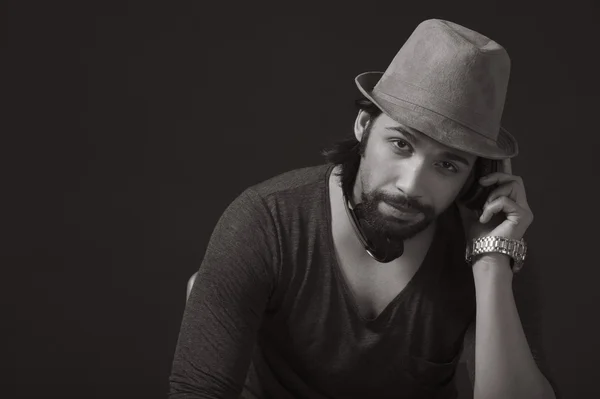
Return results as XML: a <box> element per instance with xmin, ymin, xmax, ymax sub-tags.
<box><xmin>353</xmin><ymin>112</ymin><xmax>477</xmax><ymax>242</ymax></box>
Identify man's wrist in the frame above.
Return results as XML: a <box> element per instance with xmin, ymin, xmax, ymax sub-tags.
<box><xmin>471</xmin><ymin>253</ymin><xmax>514</xmax><ymax>280</ymax></box>
<box><xmin>466</xmin><ymin>236</ymin><xmax>527</xmax><ymax>274</ymax></box>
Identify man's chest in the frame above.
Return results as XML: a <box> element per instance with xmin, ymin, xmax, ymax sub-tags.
<box><xmin>334</xmin><ymin>254</ymin><xmax>422</xmax><ymax>320</ymax></box>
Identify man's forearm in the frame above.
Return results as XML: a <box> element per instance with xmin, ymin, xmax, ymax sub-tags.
<box><xmin>471</xmin><ymin>253</ymin><xmax>556</xmax><ymax>399</ymax></box>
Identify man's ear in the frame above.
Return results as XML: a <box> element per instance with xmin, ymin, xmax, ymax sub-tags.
<box><xmin>353</xmin><ymin>110</ymin><xmax>372</xmax><ymax>142</ymax></box>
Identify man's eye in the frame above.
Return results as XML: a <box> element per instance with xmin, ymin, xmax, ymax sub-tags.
<box><xmin>392</xmin><ymin>140</ymin><xmax>410</xmax><ymax>150</ymax></box>
<box><xmin>440</xmin><ymin>161</ymin><xmax>458</xmax><ymax>172</ymax></box>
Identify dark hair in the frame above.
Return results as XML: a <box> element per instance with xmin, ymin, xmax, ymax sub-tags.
<box><xmin>320</xmin><ymin>98</ymin><xmax>382</xmax><ymax>196</ymax></box>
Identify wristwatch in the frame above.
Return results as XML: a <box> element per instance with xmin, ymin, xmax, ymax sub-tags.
<box><xmin>465</xmin><ymin>236</ymin><xmax>527</xmax><ymax>273</ymax></box>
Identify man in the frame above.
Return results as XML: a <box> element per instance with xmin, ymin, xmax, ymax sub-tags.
<box><xmin>169</xmin><ymin>19</ymin><xmax>560</xmax><ymax>398</ymax></box>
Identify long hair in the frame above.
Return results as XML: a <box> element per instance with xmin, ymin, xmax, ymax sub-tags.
<box><xmin>320</xmin><ymin>98</ymin><xmax>382</xmax><ymax>197</ymax></box>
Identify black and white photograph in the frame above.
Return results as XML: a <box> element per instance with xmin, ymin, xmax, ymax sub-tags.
<box><xmin>4</xmin><ymin>1</ymin><xmax>599</xmax><ymax>398</ymax></box>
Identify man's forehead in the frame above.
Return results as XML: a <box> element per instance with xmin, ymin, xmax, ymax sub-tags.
<box><xmin>375</xmin><ymin>114</ymin><xmax>424</xmax><ymax>137</ymax></box>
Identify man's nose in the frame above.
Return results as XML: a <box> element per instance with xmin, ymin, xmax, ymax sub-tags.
<box><xmin>394</xmin><ymin>159</ymin><xmax>428</xmax><ymax>197</ymax></box>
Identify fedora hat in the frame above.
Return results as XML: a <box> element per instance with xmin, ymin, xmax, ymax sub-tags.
<box><xmin>356</xmin><ymin>19</ymin><xmax>518</xmax><ymax>159</ymax></box>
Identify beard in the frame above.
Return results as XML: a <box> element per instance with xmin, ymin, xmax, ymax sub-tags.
<box><xmin>353</xmin><ymin>187</ymin><xmax>437</xmax><ymax>250</ymax></box>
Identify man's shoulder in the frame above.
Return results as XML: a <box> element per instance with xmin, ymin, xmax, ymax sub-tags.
<box><xmin>219</xmin><ymin>163</ymin><xmax>332</xmax><ymax>226</ymax></box>
<box><xmin>247</xmin><ymin>163</ymin><xmax>332</xmax><ymax>200</ymax></box>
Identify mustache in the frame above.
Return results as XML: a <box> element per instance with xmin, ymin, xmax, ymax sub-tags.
<box><xmin>378</xmin><ymin>194</ymin><xmax>429</xmax><ymax>213</ymax></box>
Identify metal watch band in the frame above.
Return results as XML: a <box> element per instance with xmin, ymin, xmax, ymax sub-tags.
<box><xmin>465</xmin><ymin>236</ymin><xmax>527</xmax><ymax>273</ymax></box>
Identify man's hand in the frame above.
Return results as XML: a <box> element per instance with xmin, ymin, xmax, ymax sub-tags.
<box><xmin>458</xmin><ymin>158</ymin><xmax>534</xmax><ymax>241</ymax></box>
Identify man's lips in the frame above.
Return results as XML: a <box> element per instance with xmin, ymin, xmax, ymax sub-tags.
<box><xmin>384</xmin><ymin>201</ymin><xmax>420</xmax><ymax>214</ymax></box>
<box><xmin>382</xmin><ymin>201</ymin><xmax>422</xmax><ymax>216</ymax></box>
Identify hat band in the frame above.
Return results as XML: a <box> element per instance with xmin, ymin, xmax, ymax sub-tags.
<box><xmin>374</xmin><ymin>77</ymin><xmax>501</xmax><ymax>141</ymax></box>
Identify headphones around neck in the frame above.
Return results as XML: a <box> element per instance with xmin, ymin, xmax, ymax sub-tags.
<box><xmin>342</xmin><ymin>187</ymin><xmax>405</xmax><ymax>263</ymax></box>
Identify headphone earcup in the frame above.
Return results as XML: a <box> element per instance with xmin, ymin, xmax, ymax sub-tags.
<box><xmin>457</xmin><ymin>169</ymin><xmax>477</xmax><ymax>202</ymax></box>
<box><xmin>460</xmin><ymin>181</ymin><xmax>488</xmax><ymax>210</ymax></box>
<box><xmin>458</xmin><ymin>158</ymin><xmax>499</xmax><ymax>210</ymax></box>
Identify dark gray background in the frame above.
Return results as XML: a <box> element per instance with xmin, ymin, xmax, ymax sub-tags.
<box><xmin>4</xmin><ymin>1</ymin><xmax>598</xmax><ymax>398</ymax></box>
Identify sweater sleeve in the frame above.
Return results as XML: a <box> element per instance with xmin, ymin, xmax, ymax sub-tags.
<box><xmin>460</xmin><ymin>250</ymin><xmax>562</xmax><ymax>399</ymax></box>
<box><xmin>169</xmin><ymin>188</ymin><xmax>280</xmax><ymax>398</ymax></box>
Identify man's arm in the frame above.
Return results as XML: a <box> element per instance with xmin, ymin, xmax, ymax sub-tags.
<box><xmin>169</xmin><ymin>188</ymin><xmax>279</xmax><ymax>398</ymax></box>
<box><xmin>460</xmin><ymin>252</ymin><xmax>560</xmax><ymax>399</ymax></box>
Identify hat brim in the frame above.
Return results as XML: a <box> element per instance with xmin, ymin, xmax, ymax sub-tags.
<box><xmin>355</xmin><ymin>72</ymin><xmax>518</xmax><ymax>160</ymax></box>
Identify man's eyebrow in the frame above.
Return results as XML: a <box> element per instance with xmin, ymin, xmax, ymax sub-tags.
<box><xmin>385</xmin><ymin>126</ymin><xmax>418</xmax><ymax>142</ymax></box>
<box><xmin>439</xmin><ymin>151</ymin><xmax>471</xmax><ymax>167</ymax></box>
<box><xmin>384</xmin><ymin>126</ymin><xmax>472</xmax><ymax>167</ymax></box>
